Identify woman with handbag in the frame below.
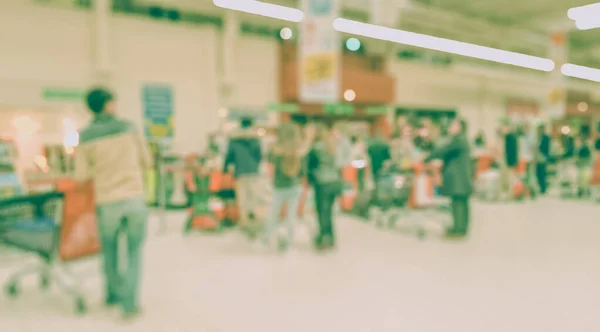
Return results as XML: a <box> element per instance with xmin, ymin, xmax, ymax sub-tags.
<box><xmin>307</xmin><ymin>123</ymin><xmax>342</xmax><ymax>251</ymax></box>
<box><xmin>260</xmin><ymin>123</ymin><xmax>312</xmax><ymax>251</ymax></box>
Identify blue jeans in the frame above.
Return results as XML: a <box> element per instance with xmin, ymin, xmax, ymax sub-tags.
<box><xmin>96</xmin><ymin>198</ymin><xmax>148</xmax><ymax>313</ymax></box>
<box><xmin>262</xmin><ymin>185</ymin><xmax>302</xmax><ymax>244</ymax></box>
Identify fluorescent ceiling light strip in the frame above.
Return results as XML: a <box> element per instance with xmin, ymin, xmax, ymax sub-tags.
<box><xmin>213</xmin><ymin>0</ymin><xmax>304</xmax><ymax>22</ymax></box>
<box><xmin>568</xmin><ymin>3</ymin><xmax>600</xmax><ymax>20</ymax></box>
<box><xmin>562</xmin><ymin>64</ymin><xmax>600</xmax><ymax>83</ymax></box>
<box><xmin>333</xmin><ymin>18</ymin><xmax>555</xmax><ymax>71</ymax></box>
<box><xmin>575</xmin><ymin>18</ymin><xmax>600</xmax><ymax>30</ymax></box>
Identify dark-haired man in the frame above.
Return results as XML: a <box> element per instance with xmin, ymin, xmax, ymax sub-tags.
<box><xmin>425</xmin><ymin>118</ymin><xmax>473</xmax><ymax>238</ymax></box>
<box><xmin>224</xmin><ymin>117</ymin><xmax>263</xmax><ymax>235</ymax></box>
<box><xmin>74</xmin><ymin>87</ymin><xmax>151</xmax><ymax>319</ymax></box>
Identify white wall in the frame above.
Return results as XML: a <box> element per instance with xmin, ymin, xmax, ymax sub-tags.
<box><xmin>110</xmin><ymin>16</ymin><xmax>220</xmax><ymax>153</ymax></box>
<box><xmin>391</xmin><ymin>61</ymin><xmax>550</xmax><ymax>139</ymax></box>
<box><xmin>233</xmin><ymin>36</ymin><xmax>280</xmax><ymax>109</ymax></box>
<box><xmin>0</xmin><ymin>0</ymin><xmax>222</xmax><ymax>155</ymax></box>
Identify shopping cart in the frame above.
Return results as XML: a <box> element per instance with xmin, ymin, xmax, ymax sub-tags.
<box><xmin>370</xmin><ymin>166</ymin><xmax>451</xmax><ymax>239</ymax></box>
<box><xmin>0</xmin><ymin>191</ymin><xmax>87</xmax><ymax>314</ymax></box>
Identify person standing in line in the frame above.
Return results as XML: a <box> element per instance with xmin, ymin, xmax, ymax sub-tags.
<box><xmin>350</xmin><ymin>134</ymin><xmax>369</xmax><ymax>191</ymax></box>
<box><xmin>535</xmin><ymin>124</ymin><xmax>551</xmax><ymax>195</ymax></box>
<box><xmin>74</xmin><ymin>88</ymin><xmax>152</xmax><ymax>319</ymax></box>
<box><xmin>260</xmin><ymin>123</ymin><xmax>313</xmax><ymax>251</ymax></box>
<box><xmin>367</xmin><ymin>131</ymin><xmax>391</xmax><ymax>181</ymax></box>
<box><xmin>518</xmin><ymin>123</ymin><xmax>538</xmax><ymax>198</ymax></box>
<box><xmin>575</xmin><ymin>127</ymin><xmax>593</xmax><ymax>198</ymax></box>
<box><xmin>223</xmin><ymin>116</ymin><xmax>263</xmax><ymax>236</ymax></box>
<box><xmin>503</xmin><ymin>123</ymin><xmax>520</xmax><ymax>199</ymax></box>
<box><xmin>425</xmin><ymin>118</ymin><xmax>473</xmax><ymax>238</ymax></box>
<box><xmin>333</xmin><ymin>122</ymin><xmax>353</xmax><ymax>169</ymax></box>
<box><xmin>473</xmin><ymin>130</ymin><xmax>487</xmax><ymax>153</ymax></box>
<box><xmin>307</xmin><ymin>123</ymin><xmax>342</xmax><ymax>250</ymax></box>
<box><xmin>390</xmin><ymin>125</ymin><xmax>415</xmax><ymax>170</ymax></box>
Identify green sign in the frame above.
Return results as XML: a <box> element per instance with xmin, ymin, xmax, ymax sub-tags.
<box><xmin>324</xmin><ymin>103</ymin><xmax>354</xmax><ymax>115</ymax></box>
<box><xmin>364</xmin><ymin>106</ymin><xmax>388</xmax><ymax>115</ymax></box>
<box><xmin>267</xmin><ymin>103</ymin><xmax>299</xmax><ymax>113</ymax></box>
<box><xmin>42</xmin><ymin>88</ymin><xmax>85</xmax><ymax>101</ymax></box>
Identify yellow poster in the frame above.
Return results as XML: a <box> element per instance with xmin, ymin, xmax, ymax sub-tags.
<box><xmin>303</xmin><ymin>53</ymin><xmax>336</xmax><ymax>82</ymax></box>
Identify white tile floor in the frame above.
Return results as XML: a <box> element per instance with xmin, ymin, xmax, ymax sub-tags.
<box><xmin>2</xmin><ymin>198</ymin><xmax>600</xmax><ymax>332</ymax></box>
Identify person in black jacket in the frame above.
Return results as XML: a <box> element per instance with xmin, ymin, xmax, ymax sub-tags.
<box><xmin>504</xmin><ymin>126</ymin><xmax>519</xmax><ymax>169</ymax></box>
<box><xmin>425</xmin><ymin>118</ymin><xmax>473</xmax><ymax>238</ymax></box>
<box><xmin>367</xmin><ymin>133</ymin><xmax>391</xmax><ymax>180</ymax></box>
<box><xmin>223</xmin><ymin>117</ymin><xmax>263</xmax><ymax>234</ymax></box>
<box><xmin>306</xmin><ymin>122</ymin><xmax>341</xmax><ymax>250</ymax></box>
<box><xmin>535</xmin><ymin>124</ymin><xmax>551</xmax><ymax>195</ymax></box>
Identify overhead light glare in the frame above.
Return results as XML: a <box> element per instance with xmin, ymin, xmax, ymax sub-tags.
<box><xmin>332</xmin><ymin>18</ymin><xmax>555</xmax><ymax>72</ymax></box>
<box><xmin>346</xmin><ymin>38</ymin><xmax>361</xmax><ymax>51</ymax></box>
<box><xmin>213</xmin><ymin>0</ymin><xmax>305</xmax><ymax>23</ymax></box>
<box><xmin>567</xmin><ymin>3</ymin><xmax>600</xmax><ymax>20</ymax></box>
<box><xmin>561</xmin><ymin>63</ymin><xmax>600</xmax><ymax>83</ymax></box>
<box><xmin>344</xmin><ymin>89</ymin><xmax>356</xmax><ymax>102</ymax></box>
<box><xmin>567</xmin><ymin>3</ymin><xmax>600</xmax><ymax>30</ymax></box>
<box><xmin>575</xmin><ymin>18</ymin><xmax>600</xmax><ymax>31</ymax></box>
<box><xmin>280</xmin><ymin>27</ymin><xmax>293</xmax><ymax>40</ymax></box>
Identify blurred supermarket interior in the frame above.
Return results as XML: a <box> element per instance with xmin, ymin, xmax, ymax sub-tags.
<box><xmin>1</xmin><ymin>0</ymin><xmax>600</xmax><ymax>331</ymax></box>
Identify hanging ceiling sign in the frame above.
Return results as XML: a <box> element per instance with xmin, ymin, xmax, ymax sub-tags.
<box><xmin>298</xmin><ymin>0</ymin><xmax>341</xmax><ymax>103</ymax></box>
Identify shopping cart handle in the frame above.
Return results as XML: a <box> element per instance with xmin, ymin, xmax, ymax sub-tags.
<box><xmin>0</xmin><ymin>191</ymin><xmax>64</xmax><ymax>208</ymax></box>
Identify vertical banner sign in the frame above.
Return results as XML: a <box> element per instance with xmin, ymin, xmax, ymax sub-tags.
<box><xmin>142</xmin><ymin>84</ymin><xmax>174</xmax><ymax>140</ymax></box>
<box><xmin>547</xmin><ymin>31</ymin><xmax>567</xmax><ymax>120</ymax></box>
<box><xmin>299</xmin><ymin>0</ymin><xmax>341</xmax><ymax>103</ymax></box>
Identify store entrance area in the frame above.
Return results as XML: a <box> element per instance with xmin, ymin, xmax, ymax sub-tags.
<box><xmin>2</xmin><ymin>198</ymin><xmax>600</xmax><ymax>332</ymax></box>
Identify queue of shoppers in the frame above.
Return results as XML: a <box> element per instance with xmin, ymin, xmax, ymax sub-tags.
<box><xmin>73</xmin><ymin>87</ymin><xmax>600</xmax><ymax>321</ymax></box>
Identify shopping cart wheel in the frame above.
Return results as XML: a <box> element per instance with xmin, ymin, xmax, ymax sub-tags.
<box><xmin>75</xmin><ymin>297</ymin><xmax>87</xmax><ymax>314</ymax></box>
<box><xmin>5</xmin><ymin>282</ymin><xmax>18</xmax><ymax>297</ymax></box>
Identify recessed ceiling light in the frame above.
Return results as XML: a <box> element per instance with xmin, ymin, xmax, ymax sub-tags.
<box><xmin>344</xmin><ymin>89</ymin><xmax>356</xmax><ymax>102</ymax></box>
<box><xmin>280</xmin><ymin>27</ymin><xmax>293</xmax><ymax>40</ymax></box>
<box><xmin>346</xmin><ymin>38</ymin><xmax>361</xmax><ymax>51</ymax></box>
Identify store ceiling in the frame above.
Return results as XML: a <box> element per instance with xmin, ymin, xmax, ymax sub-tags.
<box><xmin>134</xmin><ymin>0</ymin><xmax>600</xmax><ymax>67</ymax></box>
<box><xmin>408</xmin><ymin>0</ymin><xmax>600</xmax><ymax>66</ymax></box>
